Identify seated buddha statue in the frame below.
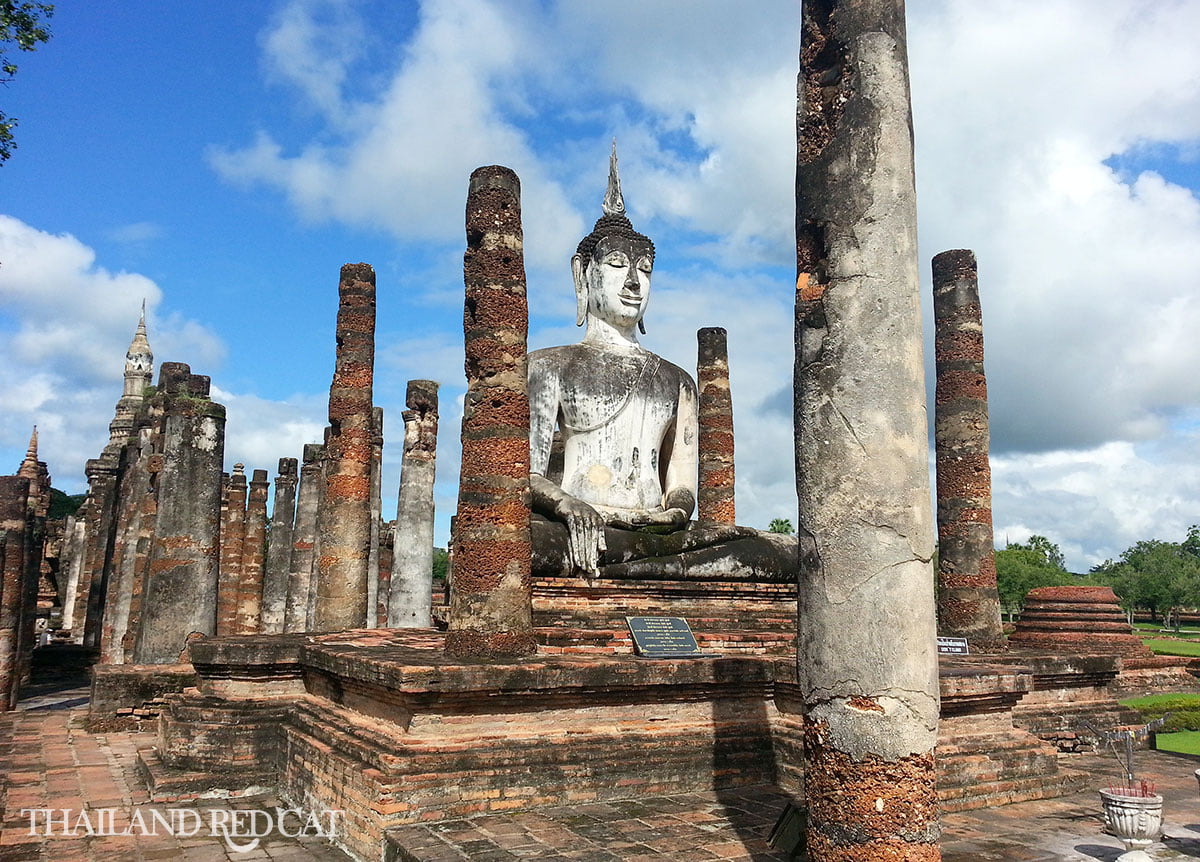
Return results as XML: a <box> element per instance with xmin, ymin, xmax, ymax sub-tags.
<box><xmin>528</xmin><ymin>147</ymin><xmax>795</xmax><ymax>583</ymax></box>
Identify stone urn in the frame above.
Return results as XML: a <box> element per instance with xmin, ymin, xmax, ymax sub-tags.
<box><xmin>1100</xmin><ymin>788</ymin><xmax>1163</xmax><ymax>858</ymax></box>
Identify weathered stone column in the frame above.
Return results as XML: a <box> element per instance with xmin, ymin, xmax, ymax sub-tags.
<box><xmin>313</xmin><ymin>263</ymin><xmax>376</xmax><ymax>632</ymax></box>
<box><xmin>390</xmin><ymin>379</ymin><xmax>439</xmax><ymax>628</ymax></box>
<box><xmin>236</xmin><ymin>468</ymin><xmax>268</xmax><ymax>633</ymax></box>
<box><xmin>0</xmin><ymin>476</ymin><xmax>30</xmax><ymax>710</ymax></box>
<box><xmin>133</xmin><ymin>363</ymin><xmax>225</xmax><ymax>665</ymax></box>
<box><xmin>79</xmin><ymin>463</ymin><xmax>120</xmax><ymax>648</ymax></box>
<box><xmin>58</xmin><ymin>514</ymin><xmax>86</xmax><ymax>634</ymax></box>
<box><xmin>696</xmin><ymin>327</ymin><xmax>736</xmax><ymax>525</ymax></box>
<box><xmin>377</xmin><ymin>522</ymin><xmax>394</xmax><ymax>627</ymax></box>
<box><xmin>367</xmin><ymin>406</ymin><xmax>384</xmax><ymax>629</ymax></box>
<box><xmin>217</xmin><ymin>464</ymin><xmax>247</xmax><ymax>636</ymax></box>
<box><xmin>99</xmin><ymin>423</ymin><xmax>157</xmax><ymax>664</ymax></box>
<box><xmin>16</xmin><ymin>431</ymin><xmax>49</xmax><ymax>686</ymax></box>
<box><xmin>445</xmin><ymin>166</ymin><xmax>535</xmax><ymax>658</ymax></box>
<box><xmin>794</xmin><ymin>1</ymin><xmax>941</xmax><ymax>857</ymax></box>
<box><xmin>262</xmin><ymin>457</ymin><xmax>298</xmax><ymax>633</ymax></box>
<box><xmin>933</xmin><ymin>250</ymin><xmax>1004</xmax><ymax>652</ymax></box>
<box><xmin>285</xmin><ymin>444</ymin><xmax>323</xmax><ymax>632</ymax></box>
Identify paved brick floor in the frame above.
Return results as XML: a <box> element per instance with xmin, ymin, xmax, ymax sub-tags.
<box><xmin>6</xmin><ymin>676</ymin><xmax>1200</xmax><ymax>860</ymax></box>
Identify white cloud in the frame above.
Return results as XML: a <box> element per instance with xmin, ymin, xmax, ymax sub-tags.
<box><xmin>0</xmin><ymin>217</ymin><xmax>226</xmax><ymax>491</ymax></box>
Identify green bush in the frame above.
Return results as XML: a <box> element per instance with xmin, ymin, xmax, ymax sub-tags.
<box><xmin>1121</xmin><ymin>693</ymin><xmax>1200</xmax><ymax>732</ymax></box>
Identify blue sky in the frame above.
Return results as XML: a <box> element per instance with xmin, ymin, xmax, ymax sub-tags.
<box><xmin>2</xmin><ymin>0</ymin><xmax>1199</xmax><ymax>570</ymax></box>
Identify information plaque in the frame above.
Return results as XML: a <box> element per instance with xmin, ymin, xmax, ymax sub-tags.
<box><xmin>626</xmin><ymin>616</ymin><xmax>717</xmax><ymax>658</ymax></box>
<box><xmin>937</xmin><ymin>636</ymin><xmax>970</xmax><ymax>656</ymax></box>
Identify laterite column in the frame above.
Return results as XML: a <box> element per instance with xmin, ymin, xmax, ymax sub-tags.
<box><xmin>794</xmin><ymin>0</ymin><xmax>941</xmax><ymax>857</ymax></box>
<box><xmin>933</xmin><ymin>250</ymin><xmax>1004</xmax><ymax>651</ymax></box>
<box><xmin>697</xmin><ymin>327</ymin><xmax>736</xmax><ymax>525</ymax></box>
<box><xmin>0</xmin><ymin>477</ymin><xmax>30</xmax><ymax>710</ymax></box>
<box><xmin>445</xmin><ymin>166</ymin><xmax>535</xmax><ymax>658</ymax></box>
<box><xmin>313</xmin><ymin>264</ymin><xmax>376</xmax><ymax>631</ymax></box>
<box><xmin>217</xmin><ymin>464</ymin><xmax>247</xmax><ymax>636</ymax></box>
<box><xmin>236</xmin><ymin>468</ymin><xmax>268</xmax><ymax>633</ymax></box>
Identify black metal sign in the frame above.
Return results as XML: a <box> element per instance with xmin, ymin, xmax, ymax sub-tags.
<box><xmin>626</xmin><ymin>616</ymin><xmax>711</xmax><ymax>658</ymax></box>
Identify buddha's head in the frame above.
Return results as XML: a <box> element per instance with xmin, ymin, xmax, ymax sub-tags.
<box><xmin>572</xmin><ymin>144</ymin><xmax>655</xmax><ymax>334</ymax></box>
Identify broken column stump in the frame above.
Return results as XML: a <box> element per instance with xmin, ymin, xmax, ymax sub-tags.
<box><xmin>236</xmin><ymin>468</ymin><xmax>269</xmax><ymax>633</ymax></box>
<box><xmin>445</xmin><ymin>166</ymin><xmax>535</xmax><ymax>658</ymax></box>
<box><xmin>313</xmin><ymin>264</ymin><xmax>377</xmax><ymax>632</ymax></box>
<box><xmin>217</xmin><ymin>464</ymin><xmax>247</xmax><ymax>636</ymax></box>
<box><xmin>261</xmin><ymin>457</ymin><xmax>298</xmax><ymax>633</ymax></box>
<box><xmin>132</xmin><ymin>363</ymin><xmax>225</xmax><ymax>665</ymax></box>
<box><xmin>794</xmin><ymin>0</ymin><xmax>941</xmax><ymax>857</ymax></box>
<box><xmin>390</xmin><ymin>379</ymin><xmax>439</xmax><ymax>628</ymax></box>
<box><xmin>933</xmin><ymin>249</ymin><xmax>1004</xmax><ymax>651</ymax></box>
<box><xmin>285</xmin><ymin>443</ymin><xmax>323</xmax><ymax>632</ymax></box>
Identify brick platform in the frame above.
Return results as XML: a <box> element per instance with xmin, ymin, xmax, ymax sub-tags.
<box><xmin>7</xmin><ymin>680</ymin><xmax>1200</xmax><ymax>860</ymax></box>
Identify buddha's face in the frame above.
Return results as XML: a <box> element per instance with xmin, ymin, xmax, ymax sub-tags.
<box><xmin>584</xmin><ymin>235</ymin><xmax>653</xmax><ymax>330</ymax></box>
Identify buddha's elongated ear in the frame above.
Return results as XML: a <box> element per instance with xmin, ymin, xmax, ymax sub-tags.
<box><xmin>571</xmin><ymin>254</ymin><xmax>587</xmax><ymax>327</ymax></box>
<box><xmin>639</xmin><ymin>319</ymin><xmax>646</xmax><ymax>335</ymax></box>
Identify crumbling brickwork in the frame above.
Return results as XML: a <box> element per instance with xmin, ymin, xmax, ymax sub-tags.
<box><xmin>697</xmin><ymin>327</ymin><xmax>736</xmax><ymax>525</ymax></box>
<box><xmin>933</xmin><ymin>249</ymin><xmax>1004</xmax><ymax>651</ymax></box>
<box><xmin>313</xmin><ymin>264</ymin><xmax>376</xmax><ymax>632</ymax></box>
<box><xmin>445</xmin><ymin>166</ymin><xmax>535</xmax><ymax>658</ymax></box>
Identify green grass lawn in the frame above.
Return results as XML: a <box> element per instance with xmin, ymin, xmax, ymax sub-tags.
<box><xmin>1122</xmin><ymin>693</ymin><xmax>1200</xmax><ymax>709</ymax></box>
<box><xmin>1155</xmin><ymin>731</ymin><xmax>1200</xmax><ymax>755</ymax></box>
<box><xmin>1141</xmin><ymin>638</ymin><xmax>1200</xmax><ymax>657</ymax></box>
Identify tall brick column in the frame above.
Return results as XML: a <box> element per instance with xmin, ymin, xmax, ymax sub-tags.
<box><xmin>313</xmin><ymin>263</ymin><xmax>376</xmax><ymax>632</ymax></box>
<box><xmin>0</xmin><ymin>477</ymin><xmax>30</xmax><ymax>710</ymax></box>
<box><xmin>236</xmin><ymin>468</ymin><xmax>269</xmax><ymax>633</ymax></box>
<box><xmin>133</xmin><ymin>363</ymin><xmax>225</xmax><ymax>665</ymax></box>
<box><xmin>217</xmin><ymin>464</ymin><xmax>247</xmax><ymax>636</ymax></box>
<box><xmin>285</xmin><ymin>443</ymin><xmax>323</xmax><ymax>632</ymax></box>
<box><xmin>390</xmin><ymin>379</ymin><xmax>439</xmax><ymax>628</ymax></box>
<box><xmin>445</xmin><ymin>166</ymin><xmax>535</xmax><ymax>658</ymax></box>
<box><xmin>367</xmin><ymin>406</ymin><xmax>384</xmax><ymax>629</ymax></box>
<box><xmin>262</xmin><ymin>457</ymin><xmax>298</xmax><ymax>633</ymax></box>
<box><xmin>696</xmin><ymin>327</ymin><xmax>736</xmax><ymax>525</ymax></box>
<box><xmin>794</xmin><ymin>0</ymin><xmax>941</xmax><ymax>857</ymax></box>
<box><xmin>933</xmin><ymin>250</ymin><xmax>1003</xmax><ymax>651</ymax></box>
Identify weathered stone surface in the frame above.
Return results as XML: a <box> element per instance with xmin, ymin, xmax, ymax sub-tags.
<box><xmin>390</xmin><ymin>380</ymin><xmax>439</xmax><ymax>628</ymax></box>
<box><xmin>313</xmin><ymin>263</ymin><xmax>376</xmax><ymax>632</ymax></box>
<box><xmin>217</xmin><ymin>464</ymin><xmax>247</xmax><ymax>636</ymax></box>
<box><xmin>367</xmin><ymin>406</ymin><xmax>384</xmax><ymax>631</ymax></box>
<box><xmin>261</xmin><ymin>457</ymin><xmax>297</xmax><ymax>633</ymax></box>
<box><xmin>0</xmin><ymin>476</ymin><xmax>31</xmax><ymax>710</ymax></box>
<box><xmin>795</xmin><ymin>0</ymin><xmax>941</xmax><ymax>856</ymax></box>
<box><xmin>236</xmin><ymin>468</ymin><xmax>269</xmax><ymax>633</ymax></box>
<box><xmin>446</xmin><ymin>166</ymin><xmax>535</xmax><ymax>658</ymax></box>
<box><xmin>132</xmin><ymin>363</ymin><xmax>226</xmax><ymax>665</ymax></box>
<box><xmin>697</xmin><ymin>327</ymin><xmax>736</xmax><ymax>525</ymax></box>
<box><xmin>933</xmin><ymin>249</ymin><xmax>1003</xmax><ymax>651</ymax></box>
<box><xmin>285</xmin><ymin>443</ymin><xmax>323</xmax><ymax>632</ymax></box>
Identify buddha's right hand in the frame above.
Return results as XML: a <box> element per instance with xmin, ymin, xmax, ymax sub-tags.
<box><xmin>555</xmin><ymin>497</ymin><xmax>607</xmax><ymax>577</ymax></box>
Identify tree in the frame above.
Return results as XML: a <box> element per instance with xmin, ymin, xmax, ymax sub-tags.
<box><xmin>1006</xmin><ymin>534</ymin><xmax>1066</xmax><ymax>571</ymax></box>
<box><xmin>994</xmin><ymin>544</ymin><xmax>1075</xmax><ymax>620</ymax></box>
<box><xmin>0</xmin><ymin>2</ymin><xmax>53</xmax><ymax>164</ymax></box>
<box><xmin>432</xmin><ymin>547</ymin><xmax>449</xmax><ymax>582</ymax></box>
<box><xmin>1092</xmin><ymin>539</ymin><xmax>1200</xmax><ymax>629</ymax></box>
<box><xmin>767</xmin><ymin>518</ymin><xmax>794</xmax><ymax>535</ymax></box>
